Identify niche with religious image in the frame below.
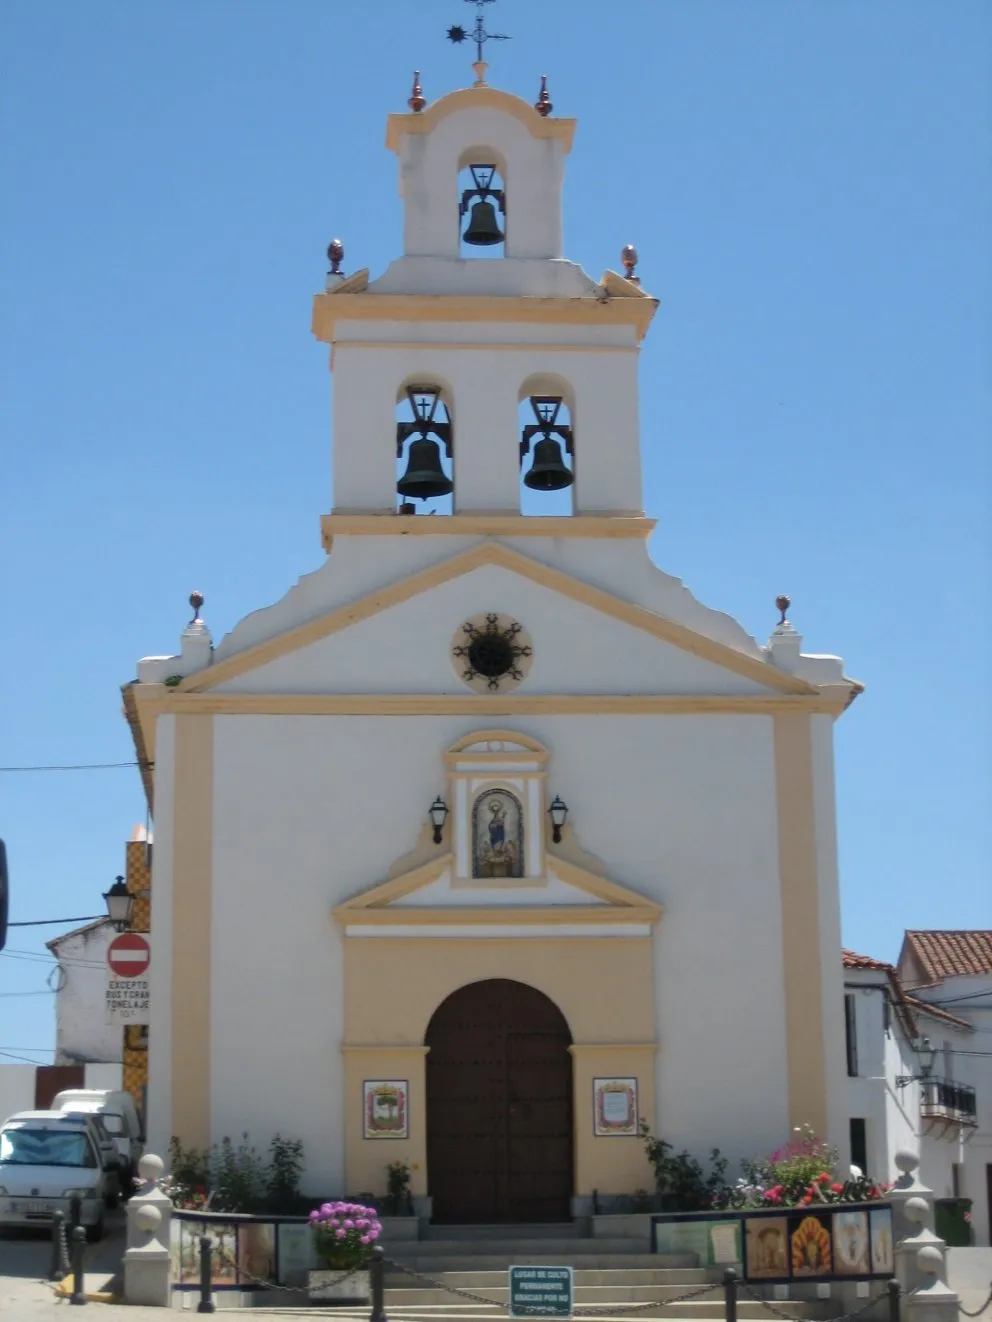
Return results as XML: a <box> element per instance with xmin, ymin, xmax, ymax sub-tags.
<box><xmin>472</xmin><ymin>788</ymin><xmax>524</xmax><ymax>879</ymax></box>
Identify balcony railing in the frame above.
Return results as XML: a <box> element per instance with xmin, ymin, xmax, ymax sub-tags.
<box><xmin>921</xmin><ymin>1077</ymin><xmax>977</xmax><ymax>1125</ymax></box>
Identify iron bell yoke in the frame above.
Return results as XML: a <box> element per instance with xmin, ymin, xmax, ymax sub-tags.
<box><xmin>520</xmin><ymin>396</ymin><xmax>574</xmax><ymax>491</ymax></box>
<box><xmin>460</xmin><ymin>164</ymin><xmax>505</xmax><ymax>247</ymax></box>
<box><xmin>396</xmin><ymin>385</ymin><xmax>454</xmax><ymax>501</ymax></box>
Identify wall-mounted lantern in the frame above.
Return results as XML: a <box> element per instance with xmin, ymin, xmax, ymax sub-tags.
<box><xmin>896</xmin><ymin>1037</ymin><xmax>936</xmax><ymax>1089</ymax></box>
<box><xmin>102</xmin><ymin>876</ymin><xmax>133</xmax><ymax>932</ymax></box>
<box><xmin>429</xmin><ymin>796</ymin><xmax>449</xmax><ymax>845</ymax></box>
<box><xmin>547</xmin><ymin>795</ymin><xmax>568</xmax><ymax>844</ymax></box>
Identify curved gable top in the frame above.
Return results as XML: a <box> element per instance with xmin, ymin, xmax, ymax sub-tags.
<box><xmin>386</xmin><ymin>87</ymin><xmax>577</xmax><ymax>154</ymax></box>
<box><xmin>448</xmin><ymin>729</ymin><xmax>548</xmax><ymax>757</ymax></box>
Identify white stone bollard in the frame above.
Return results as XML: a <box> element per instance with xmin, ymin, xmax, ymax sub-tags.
<box><xmin>888</xmin><ymin>1150</ymin><xmax>959</xmax><ymax>1322</ymax></box>
<box><xmin>124</xmin><ymin>1153</ymin><xmax>173</xmax><ymax>1307</ymax></box>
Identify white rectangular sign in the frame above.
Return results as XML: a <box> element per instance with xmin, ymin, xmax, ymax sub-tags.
<box><xmin>105</xmin><ymin>933</ymin><xmax>151</xmax><ymax>1025</ymax></box>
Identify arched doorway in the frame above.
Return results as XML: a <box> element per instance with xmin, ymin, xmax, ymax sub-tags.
<box><xmin>426</xmin><ymin>979</ymin><xmax>573</xmax><ymax>1223</ymax></box>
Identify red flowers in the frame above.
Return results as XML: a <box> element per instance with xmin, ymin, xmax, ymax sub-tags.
<box><xmin>816</xmin><ymin>1172</ymin><xmax>832</xmax><ymax>1184</ymax></box>
<box><xmin>802</xmin><ymin>1193</ymin><xmax>813</xmax><ymax>1204</ymax></box>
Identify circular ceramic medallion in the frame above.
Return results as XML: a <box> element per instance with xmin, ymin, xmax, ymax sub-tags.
<box><xmin>451</xmin><ymin>613</ymin><xmax>534</xmax><ymax>694</ymax></box>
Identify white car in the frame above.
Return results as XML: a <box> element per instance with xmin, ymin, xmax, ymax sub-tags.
<box><xmin>53</xmin><ymin>1089</ymin><xmax>143</xmax><ymax>1195</ymax></box>
<box><xmin>0</xmin><ymin>1112</ymin><xmax>109</xmax><ymax>1239</ymax></box>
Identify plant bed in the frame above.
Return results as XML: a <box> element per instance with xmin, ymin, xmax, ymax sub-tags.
<box><xmin>308</xmin><ymin>1269</ymin><xmax>370</xmax><ymax>1303</ymax></box>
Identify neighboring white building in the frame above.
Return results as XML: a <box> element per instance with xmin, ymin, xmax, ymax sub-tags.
<box><xmin>843</xmin><ymin>931</ymin><xmax>991</xmax><ymax>1247</ymax></box>
<box><xmin>123</xmin><ymin>67</ymin><xmax>863</xmax><ymax>1219</ymax></box>
<box><xmin>47</xmin><ymin>918</ymin><xmax>122</xmax><ymax>1066</ymax></box>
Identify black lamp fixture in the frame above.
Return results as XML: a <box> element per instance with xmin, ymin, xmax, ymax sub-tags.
<box><xmin>547</xmin><ymin>795</ymin><xmax>568</xmax><ymax>844</ymax></box>
<box><xmin>429</xmin><ymin>796</ymin><xmax>449</xmax><ymax>845</ymax></box>
<box><xmin>103</xmin><ymin>875</ymin><xmax>133</xmax><ymax>932</ymax></box>
<box><xmin>896</xmin><ymin>1036</ymin><xmax>937</xmax><ymax>1089</ymax></box>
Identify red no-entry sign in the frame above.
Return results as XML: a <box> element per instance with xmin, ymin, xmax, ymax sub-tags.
<box><xmin>107</xmin><ymin>932</ymin><xmax>151</xmax><ymax>979</ymax></box>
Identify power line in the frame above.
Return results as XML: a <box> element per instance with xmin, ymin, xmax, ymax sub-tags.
<box><xmin>8</xmin><ymin>915</ymin><xmax>104</xmax><ymax>928</ymax></box>
<box><xmin>0</xmin><ymin>1049</ymin><xmax>51</xmax><ymax>1063</ymax></box>
<box><xmin>0</xmin><ymin>761</ymin><xmax>147</xmax><ymax>772</ymax></box>
<box><xmin>0</xmin><ymin>989</ymin><xmax>55</xmax><ymax>998</ymax></box>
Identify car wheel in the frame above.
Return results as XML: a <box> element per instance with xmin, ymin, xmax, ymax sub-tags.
<box><xmin>87</xmin><ymin>1214</ymin><xmax>105</xmax><ymax>1243</ymax></box>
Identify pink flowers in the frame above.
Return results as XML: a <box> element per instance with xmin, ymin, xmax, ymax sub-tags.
<box><xmin>310</xmin><ymin>1200</ymin><xmax>384</xmax><ymax>1271</ymax></box>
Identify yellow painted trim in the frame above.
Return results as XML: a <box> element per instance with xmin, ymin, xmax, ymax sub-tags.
<box><xmin>311</xmin><ymin>292</ymin><xmax>658</xmax><ymax>345</ymax></box>
<box><xmin>321</xmin><ymin>513</ymin><xmax>655</xmax><ymax>551</ymax></box>
<box><xmin>341</xmin><ymin>1044</ymin><xmax>430</xmax><ymax>1055</ymax></box>
<box><xmin>773</xmin><ymin>713</ymin><xmax>827</xmax><ymax>1138</ymax></box>
<box><xmin>121</xmin><ymin>682</ymin><xmax>155</xmax><ymax>809</ymax></box>
<box><xmin>547</xmin><ymin>852</ymin><xmax>661</xmax><ymax>912</ymax></box>
<box><xmin>337</xmin><ymin>905</ymin><xmax>658</xmax><ymax>926</ymax></box>
<box><xmin>178</xmin><ymin>541</ymin><xmax>813</xmax><ymax>696</ymax></box>
<box><xmin>447</xmin><ymin>727</ymin><xmax>549</xmax><ymax>756</ymax></box>
<box><xmin>385</xmin><ymin>88</ymin><xmax>576</xmax><ymax>153</ymax></box>
<box><xmin>331</xmin><ymin>340</ymin><xmax>639</xmax><ymax>353</ymax></box>
<box><xmin>337</xmin><ymin>855</ymin><xmax>453</xmax><ymax>910</ymax></box>
<box><xmin>171</xmin><ymin>715</ymin><xmax>213</xmax><ymax>1148</ymax></box>
<box><xmin>140</xmin><ymin>690</ymin><xmax>850</xmax><ymax>718</ymax></box>
<box><xmin>570</xmin><ymin>1042</ymin><xmax>658</xmax><ymax>1053</ymax></box>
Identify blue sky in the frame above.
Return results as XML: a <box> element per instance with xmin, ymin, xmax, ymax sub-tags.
<box><xmin>1</xmin><ymin>0</ymin><xmax>989</xmax><ymax>1063</ymax></box>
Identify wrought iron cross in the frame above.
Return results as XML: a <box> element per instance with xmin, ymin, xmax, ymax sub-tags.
<box><xmin>447</xmin><ymin>0</ymin><xmax>510</xmax><ymax>65</ymax></box>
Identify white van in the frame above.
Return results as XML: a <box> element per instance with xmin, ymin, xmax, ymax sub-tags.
<box><xmin>53</xmin><ymin>1090</ymin><xmax>143</xmax><ymax>1195</ymax></box>
<box><xmin>0</xmin><ymin>1112</ymin><xmax>110</xmax><ymax>1239</ymax></box>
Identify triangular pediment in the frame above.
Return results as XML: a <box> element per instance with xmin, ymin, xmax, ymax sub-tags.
<box><xmin>332</xmin><ymin>850</ymin><xmax>662</xmax><ymax>929</ymax></box>
<box><xmin>182</xmin><ymin>543</ymin><xmax>813</xmax><ymax>697</ymax></box>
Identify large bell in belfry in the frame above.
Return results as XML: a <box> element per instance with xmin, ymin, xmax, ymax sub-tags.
<box><xmin>463</xmin><ymin>198</ymin><xmax>504</xmax><ymax>246</ymax></box>
<box><xmin>397</xmin><ymin>437</ymin><xmax>453</xmax><ymax>500</ymax></box>
<box><xmin>523</xmin><ymin>437</ymin><xmax>574</xmax><ymax>491</ymax></box>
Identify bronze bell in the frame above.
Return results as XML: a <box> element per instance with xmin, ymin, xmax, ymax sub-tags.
<box><xmin>463</xmin><ymin>199</ymin><xmax>504</xmax><ymax>246</ymax></box>
<box><xmin>397</xmin><ymin>437</ymin><xmax>453</xmax><ymax>500</ymax></box>
<box><xmin>523</xmin><ymin>437</ymin><xmax>573</xmax><ymax>491</ymax></box>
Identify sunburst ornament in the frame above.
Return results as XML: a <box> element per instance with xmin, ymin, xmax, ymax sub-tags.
<box><xmin>452</xmin><ymin>612</ymin><xmax>533</xmax><ymax>694</ymax></box>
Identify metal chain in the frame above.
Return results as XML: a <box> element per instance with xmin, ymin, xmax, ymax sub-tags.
<box><xmin>384</xmin><ymin>1255</ymin><xmax>509</xmax><ymax>1308</ymax></box>
<box><xmin>738</xmin><ymin>1278</ymin><xmax>892</xmax><ymax>1322</ymax></box>
<box><xmin>214</xmin><ymin>1243</ymin><xmax>365</xmax><ymax>1295</ymax></box>
<box><xmin>59</xmin><ymin>1218</ymin><xmax>71</xmax><ymax>1277</ymax></box>
<box><xmin>574</xmin><ymin>1280</ymin><xmax>721</xmax><ymax>1316</ymax></box>
<box><xmin>960</xmin><ymin>1284</ymin><xmax>992</xmax><ymax>1318</ymax></box>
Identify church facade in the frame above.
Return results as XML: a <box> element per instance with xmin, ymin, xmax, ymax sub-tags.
<box><xmin>124</xmin><ymin>70</ymin><xmax>861</xmax><ymax>1221</ymax></box>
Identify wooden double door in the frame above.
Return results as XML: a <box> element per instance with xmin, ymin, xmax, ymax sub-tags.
<box><xmin>426</xmin><ymin>979</ymin><xmax>573</xmax><ymax>1223</ymax></box>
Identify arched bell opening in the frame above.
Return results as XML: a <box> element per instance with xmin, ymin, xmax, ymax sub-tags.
<box><xmin>457</xmin><ymin>150</ymin><xmax>507</xmax><ymax>259</ymax></box>
<box><xmin>518</xmin><ymin>375</ymin><xmax>575</xmax><ymax>515</ymax></box>
<box><xmin>395</xmin><ymin>382</ymin><xmax>454</xmax><ymax>515</ymax></box>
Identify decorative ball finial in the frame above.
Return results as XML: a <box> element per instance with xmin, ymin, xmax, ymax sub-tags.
<box><xmin>327</xmin><ymin>239</ymin><xmax>345</xmax><ymax>277</ymax></box>
<box><xmin>408</xmin><ymin>70</ymin><xmax>426</xmax><ymax>113</ymax></box>
<box><xmin>535</xmin><ymin>74</ymin><xmax>553</xmax><ymax>117</ymax></box>
<box><xmin>621</xmin><ymin>244</ymin><xmax>640</xmax><ymax>283</ymax></box>
<box><xmin>775</xmin><ymin>595</ymin><xmax>791</xmax><ymax>627</ymax></box>
<box><xmin>189</xmin><ymin>591</ymin><xmax>204</xmax><ymax>623</ymax></box>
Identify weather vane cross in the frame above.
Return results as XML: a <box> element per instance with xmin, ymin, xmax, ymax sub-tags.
<box><xmin>447</xmin><ymin>0</ymin><xmax>510</xmax><ymax>79</ymax></box>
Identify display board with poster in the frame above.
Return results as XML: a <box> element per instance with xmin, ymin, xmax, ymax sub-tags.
<box><xmin>652</xmin><ymin>1203</ymin><xmax>894</xmax><ymax>1284</ymax></box>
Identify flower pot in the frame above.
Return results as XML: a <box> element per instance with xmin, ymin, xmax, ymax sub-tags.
<box><xmin>308</xmin><ymin>1269</ymin><xmax>370</xmax><ymax>1304</ymax></box>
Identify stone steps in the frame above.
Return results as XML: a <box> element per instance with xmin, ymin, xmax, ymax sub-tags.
<box><xmin>385</xmin><ymin>1268</ymin><xmax>715</xmax><ymax>1287</ymax></box>
<box><xmin>386</xmin><ymin>1253</ymin><xmax>689</xmax><ymax>1271</ymax></box>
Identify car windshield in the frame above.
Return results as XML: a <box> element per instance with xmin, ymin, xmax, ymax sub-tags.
<box><xmin>0</xmin><ymin>1128</ymin><xmax>96</xmax><ymax>1168</ymax></box>
<box><xmin>99</xmin><ymin>1113</ymin><xmax>125</xmax><ymax>1136</ymax></box>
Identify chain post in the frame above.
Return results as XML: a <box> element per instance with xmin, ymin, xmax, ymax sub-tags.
<box><xmin>723</xmin><ymin>1267</ymin><xmax>738</xmax><ymax>1322</ymax></box>
<box><xmin>887</xmin><ymin>1278</ymin><xmax>900</xmax><ymax>1322</ymax></box>
<box><xmin>49</xmin><ymin>1211</ymin><xmax>66</xmax><ymax>1280</ymax></box>
<box><xmin>69</xmin><ymin>1194</ymin><xmax>82</xmax><ymax>1230</ymax></box>
<box><xmin>197</xmin><ymin>1234</ymin><xmax>216</xmax><ymax>1313</ymax></box>
<box><xmin>370</xmin><ymin>1244</ymin><xmax>388</xmax><ymax>1322</ymax></box>
<box><xmin>69</xmin><ymin>1225</ymin><xmax>87</xmax><ymax>1306</ymax></box>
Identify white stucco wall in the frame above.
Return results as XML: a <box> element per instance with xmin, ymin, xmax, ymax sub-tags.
<box><xmin>49</xmin><ymin>921</ymin><xmax>121</xmax><ymax>1065</ymax></box>
<box><xmin>202</xmin><ymin>709</ymin><xmax>791</xmax><ymax>1190</ymax></box>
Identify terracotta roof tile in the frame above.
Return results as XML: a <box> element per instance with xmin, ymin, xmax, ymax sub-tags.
<box><xmin>843</xmin><ymin>949</ymin><xmax>894</xmax><ymax>971</ymax></box>
<box><xmin>904</xmin><ymin>931</ymin><xmax>992</xmax><ymax>982</ymax></box>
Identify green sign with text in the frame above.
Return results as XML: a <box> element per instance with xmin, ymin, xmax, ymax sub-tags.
<box><xmin>508</xmin><ymin>1265</ymin><xmax>574</xmax><ymax>1318</ymax></box>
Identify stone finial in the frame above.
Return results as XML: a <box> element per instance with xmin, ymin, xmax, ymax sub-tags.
<box><xmin>621</xmin><ymin>244</ymin><xmax>640</xmax><ymax>284</ymax></box>
<box><xmin>535</xmin><ymin>74</ymin><xmax>553</xmax><ymax>117</ymax></box>
<box><xmin>766</xmin><ymin>593</ymin><xmax>802</xmax><ymax>673</ymax></box>
<box><xmin>327</xmin><ymin>239</ymin><xmax>345</xmax><ymax>279</ymax></box>
<box><xmin>472</xmin><ymin>59</ymin><xmax>488</xmax><ymax>87</ymax></box>
<box><xmin>894</xmin><ymin>1149</ymin><xmax>920</xmax><ymax>1176</ymax></box>
<box><xmin>775</xmin><ymin>594</ymin><xmax>791</xmax><ymax>626</ymax></box>
<box><xmin>181</xmin><ymin>590</ymin><xmax>212</xmax><ymax>670</ymax></box>
<box><xmin>138</xmin><ymin>1153</ymin><xmax>164</xmax><ymax>1184</ymax></box>
<box><xmin>188</xmin><ymin>591</ymin><xmax>204</xmax><ymax>626</ymax></box>
<box><xmin>408</xmin><ymin>70</ymin><xmax>426</xmax><ymax>112</ymax></box>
